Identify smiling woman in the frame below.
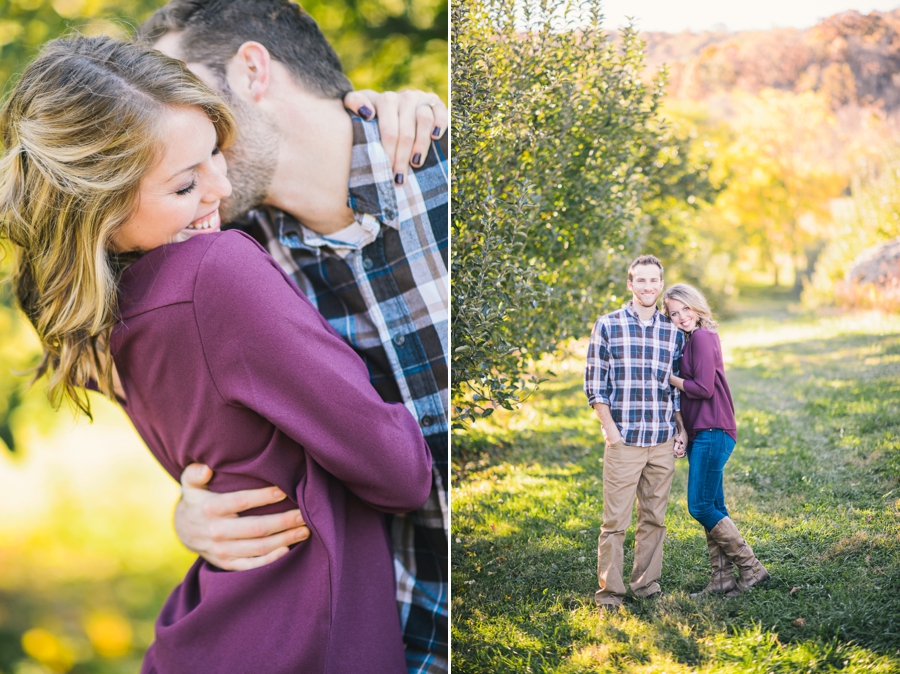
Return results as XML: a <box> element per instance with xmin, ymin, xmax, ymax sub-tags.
<box><xmin>662</xmin><ymin>283</ymin><xmax>770</xmax><ymax>597</ymax></box>
<box><xmin>113</xmin><ymin>107</ymin><xmax>232</xmax><ymax>252</ymax></box>
<box><xmin>0</xmin><ymin>35</ymin><xmax>236</xmax><ymax>414</ymax></box>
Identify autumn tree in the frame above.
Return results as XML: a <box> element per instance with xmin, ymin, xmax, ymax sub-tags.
<box><xmin>709</xmin><ymin>89</ymin><xmax>845</xmax><ymax>288</ymax></box>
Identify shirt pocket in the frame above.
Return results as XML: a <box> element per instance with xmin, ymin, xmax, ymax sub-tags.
<box><xmin>656</xmin><ymin>346</ymin><xmax>672</xmax><ymax>384</ymax></box>
<box><xmin>657</xmin><ymin>346</ymin><xmax>671</xmax><ymax>368</ymax></box>
<box><xmin>655</xmin><ymin>361</ymin><xmax>671</xmax><ymax>395</ymax></box>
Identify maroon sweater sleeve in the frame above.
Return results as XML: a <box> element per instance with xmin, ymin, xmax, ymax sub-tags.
<box><xmin>681</xmin><ymin>329</ymin><xmax>719</xmax><ymax>400</ymax></box>
<box><xmin>192</xmin><ymin>231</ymin><xmax>432</xmax><ymax>514</ymax></box>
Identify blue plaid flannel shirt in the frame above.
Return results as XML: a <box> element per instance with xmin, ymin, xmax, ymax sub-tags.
<box><xmin>584</xmin><ymin>302</ymin><xmax>684</xmax><ymax>447</ymax></box>
<box><xmin>231</xmin><ymin>116</ymin><xmax>448</xmax><ymax>674</ymax></box>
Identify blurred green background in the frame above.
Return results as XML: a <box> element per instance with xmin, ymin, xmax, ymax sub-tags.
<box><xmin>0</xmin><ymin>0</ymin><xmax>448</xmax><ymax>98</ymax></box>
<box><xmin>0</xmin><ymin>1</ymin><xmax>447</xmax><ymax>672</ymax></box>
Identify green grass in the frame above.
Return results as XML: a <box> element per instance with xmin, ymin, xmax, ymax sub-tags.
<box><xmin>451</xmin><ymin>308</ymin><xmax>900</xmax><ymax>673</ymax></box>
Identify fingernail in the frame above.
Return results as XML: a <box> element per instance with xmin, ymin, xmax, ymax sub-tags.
<box><xmin>395</xmin><ymin>173</ymin><xmax>404</xmax><ymax>185</ymax></box>
<box><xmin>295</xmin><ymin>513</ymin><xmax>305</xmax><ymax>525</ymax></box>
<box><xmin>412</xmin><ymin>152</ymin><xmax>422</xmax><ymax>166</ymax></box>
<box><xmin>432</xmin><ymin>126</ymin><xmax>441</xmax><ymax>137</ymax></box>
<box><xmin>358</xmin><ymin>105</ymin><xmax>373</xmax><ymax>120</ymax></box>
<box><xmin>272</xmin><ymin>488</ymin><xmax>285</xmax><ymax>499</ymax></box>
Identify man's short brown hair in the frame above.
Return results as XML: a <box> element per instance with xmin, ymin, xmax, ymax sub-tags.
<box><xmin>137</xmin><ymin>0</ymin><xmax>352</xmax><ymax>99</ymax></box>
<box><xmin>627</xmin><ymin>255</ymin><xmax>664</xmax><ymax>281</ymax></box>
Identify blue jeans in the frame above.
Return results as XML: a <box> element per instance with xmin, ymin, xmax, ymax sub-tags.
<box><xmin>686</xmin><ymin>429</ymin><xmax>735</xmax><ymax>531</ymax></box>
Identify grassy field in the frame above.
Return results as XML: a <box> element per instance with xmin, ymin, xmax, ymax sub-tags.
<box><xmin>451</xmin><ymin>304</ymin><xmax>900</xmax><ymax>673</ymax></box>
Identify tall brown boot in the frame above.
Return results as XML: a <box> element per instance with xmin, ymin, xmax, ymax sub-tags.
<box><xmin>708</xmin><ymin>517</ymin><xmax>770</xmax><ymax>596</ymax></box>
<box><xmin>690</xmin><ymin>529</ymin><xmax>736</xmax><ymax>597</ymax></box>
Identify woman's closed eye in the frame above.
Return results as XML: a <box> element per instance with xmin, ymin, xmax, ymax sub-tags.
<box><xmin>175</xmin><ymin>179</ymin><xmax>197</xmax><ymax>196</ymax></box>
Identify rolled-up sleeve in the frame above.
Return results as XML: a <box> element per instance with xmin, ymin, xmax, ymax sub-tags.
<box><xmin>584</xmin><ymin>318</ymin><xmax>611</xmax><ymax>407</ymax></box>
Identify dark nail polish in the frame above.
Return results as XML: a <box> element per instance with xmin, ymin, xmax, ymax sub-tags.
<box><xmin>358</xmin><ymin>105</ymin><xmax>373</xmax><ymax>120</ymax></box>
<box><xmin>412</xmin><ymin>153</ymin><xmax>422</xmax><ymax>166</ymax></box>
<box><xmin>395</xmin><ymin>173</ymin><xmax>404</xmax><ymax>185</ymax></box>
<box><xmin>432</xmin><ymin>126</ymin><xmax>441</xmax><ymax>137</ymax></box>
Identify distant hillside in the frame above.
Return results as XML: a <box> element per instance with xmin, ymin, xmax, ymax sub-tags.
<box><xmin>639</xmin><ymin>8</ymin><xmax>900</xmax><ymax>111</ymax></box>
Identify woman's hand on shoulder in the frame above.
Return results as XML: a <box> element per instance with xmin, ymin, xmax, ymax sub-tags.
<box><xmin>343</xmin><ymin>89</ymin><xmax>447</xmax><ymax>183</ymax></box>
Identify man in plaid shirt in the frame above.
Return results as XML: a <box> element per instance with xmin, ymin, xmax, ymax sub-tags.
<box><xmin>139</xmin><ymin>1</ymin><xmax>448</xmax><ymax>671</ymax></box>
<box><xmin>584</xmin><ymin>255</ymin><xmax>687</xmax><ymax>615</ymax></box>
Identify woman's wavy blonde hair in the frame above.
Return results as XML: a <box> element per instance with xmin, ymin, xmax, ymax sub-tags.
<box><xmin>0</xmin><ymin>35</ymin><xmax>236</xmax><ymax>416</ymax></box>
<box><xmin>662</xmin><ymin>283</ymin><xmax>718</xmax><ymax>331</ymax></box>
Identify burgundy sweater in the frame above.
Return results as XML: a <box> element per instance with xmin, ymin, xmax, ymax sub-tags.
<box><xmin>111</xmin><ymin>230</ymin><xmax>432</xmax><ymax>674</ymax></box>
<box><xmin>679</xmin><ymin>328</ymin><xmax>737</xmax><ymax>443</ymax></box>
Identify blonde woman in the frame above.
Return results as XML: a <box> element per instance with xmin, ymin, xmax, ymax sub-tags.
<box><xmin>0</xmin><ymin>36</ymin><xmax>432</xmax><ymax>673</ymax></box>
<box><xmin>663</xmin><ymin>283</ymin><xmax>770</xmax><ymax>597</ymax></box>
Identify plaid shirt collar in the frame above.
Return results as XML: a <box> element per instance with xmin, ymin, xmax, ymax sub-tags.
<box><xmin>275</xmin><ymin>115</ymin><xmax>401</xmax><ymax>252</ymax></box>
<box><xmin>624</xmin><ymin>299</ymin><xmax>662</xmax><ymax>324</ymax></box>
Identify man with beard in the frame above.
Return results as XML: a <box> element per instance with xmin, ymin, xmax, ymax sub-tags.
<box><xmin>136</xmin><ymin>2</ymin><xmax>448</xmax><ymax>671</ymax></box>
<box><xmin>584</xmin><ymin>255</ymin><xmax>687</xmax><ymax>616</ymax></box>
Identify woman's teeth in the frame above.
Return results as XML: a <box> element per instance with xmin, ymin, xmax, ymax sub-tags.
<box><xmin>186</xmin><ymin>212</ymin><xmax>219</xmax><ymax>230</ymax></box>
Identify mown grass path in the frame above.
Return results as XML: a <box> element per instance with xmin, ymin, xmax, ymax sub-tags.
<box><xmin>452</xmin><ymin>309</ymin><xmax>900</xmax><ymax>673</ymax></box>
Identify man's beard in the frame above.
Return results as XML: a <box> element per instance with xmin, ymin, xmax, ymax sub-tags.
<box><xmin>218</xmin><ymin>94</ymin><xmax>280</xmax><ymax>223</ymax></box>
<box><xmin>635</xmin><ymin>292</ymin><xmax>660</xmax><ymax>308</ymax></box>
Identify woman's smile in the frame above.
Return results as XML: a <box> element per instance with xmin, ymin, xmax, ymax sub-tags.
<box><xmin>185</xmin><ymin>209</ymin><xmax>221</xmax><ymax>232</ymax></box>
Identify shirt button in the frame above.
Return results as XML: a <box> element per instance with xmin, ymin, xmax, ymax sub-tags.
<box><xmin>363</xmin><ymin>258</ymin><xmax>374</xmax><ymax>270</ymax></box>
<box><xmin>420</xmin><ymin>415</ymin><xmax>434</xmax><ymax>427</ymax></box>
<box><xmin>393</xmin><ymin>334</ymin><xmax>406</xmax><ymax>347</ymax></box>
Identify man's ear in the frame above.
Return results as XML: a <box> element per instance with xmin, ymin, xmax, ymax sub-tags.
<box><xmin>230</xmin><ymin>41</ymin><xmax>272</xmax><ymax>102</ymax></box>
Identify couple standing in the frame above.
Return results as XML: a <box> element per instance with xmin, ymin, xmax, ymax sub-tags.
<box><xmin>1</xmin><ymin>0</ymin><xmax>447</xmax><ymax>672</ymax></box>
<box><xmin>584</xmin><ymin>255</ymin><xmax>770</xmax><ymax>614</ymax></box>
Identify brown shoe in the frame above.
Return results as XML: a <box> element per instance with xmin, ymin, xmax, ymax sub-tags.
<box><xmin>596</xmin><ymin>603</ymin><xmax>620</xmax><ymax>619</ymax></box>
<box><xmin>690</xmin><ymin>529</ymin><xmax>737</xmax><ymax>597</ymax></box>
<box><xmin>708</xmin><ymin>517</ymin><xmax>770</xmax><ymax>595</ymax></box>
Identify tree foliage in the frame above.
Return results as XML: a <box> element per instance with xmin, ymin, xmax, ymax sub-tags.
<box><xmin>805</xmin><ymin>147</ymin><xmax>900</xmax><ymax>309</ymax></box>
<box><xmin>0</xmin><ymin>0</ymin><xmax>447</xmax><ymax>100</ymax></box>
<box><xmin>637</xmin><ymin>11</ymin><xmax>900</xmax><ymax>302</ymax></box>
<box><xmin>647</xmin><ymin>9</ymin><xmax>900</xmax><ymax>114</ymax></box>
<box><xmin>707</xmin><ymin>90</ymin><xmax>845</xmax><ymax>287</ymax></box>
<box><xmin>452</xmin><ymin>0</ymin><xmax>710</xmax><ymax>423</ymax></box>
<box><xmin>639</xmin><ymin>102</ymin><xmax>721</xmax><ymax>297</ymax></box>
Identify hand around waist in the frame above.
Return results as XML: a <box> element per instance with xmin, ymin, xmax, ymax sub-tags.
<box><xmin>175</xmin><ymin>463</ymin><xmax>311</xmax><ymax>571</ymax></box>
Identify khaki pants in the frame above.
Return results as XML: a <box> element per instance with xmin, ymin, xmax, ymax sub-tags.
<box><xmin>596</xmin><ymin>437</ymin><xmax>675</xmax><ymax>606</ymax></box>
